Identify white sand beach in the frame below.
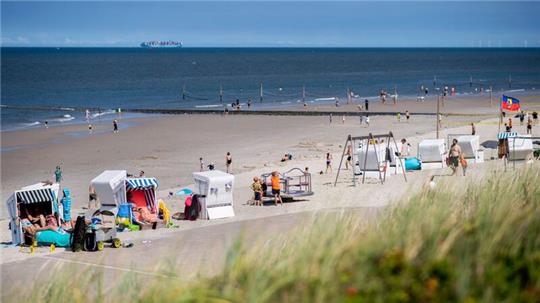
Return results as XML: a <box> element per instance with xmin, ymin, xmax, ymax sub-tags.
<box><xmin>1</xmin><ymin>95</ymin><xmax>539</xmax><ymax>295</ymax></box>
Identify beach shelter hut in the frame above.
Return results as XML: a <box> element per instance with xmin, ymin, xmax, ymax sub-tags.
<box><xmin>126</xmin><ymin>177</ymin><xmax>159</xmax><ymax>213</ymax></box>
<box><xmin>6</xmin><ymin>182</ymin><xmax>61</xmax><ymax>245</ymax></box>
<box><xmin>448</xmin><ymin>135</ymin><xmax>484</xmax><ymax>163</ymax></box>
<box><xmin>417</xmin><ymin>139</ymin><xmax>446</xmax><ymax>169</ymax></box>
<box><xmin>91</xmin><ymin>170</ymin><xmax>127</xmax><ymax>212</ymax></box>
<box><xmin>192</xmin><ymin>170</ymin><xmax>235</xmax><ymax>220</ymax></box>
<box><xmin>503</xmin><ymin>133</ymin><xmax>533</xmax><ymax>161</ymax></box>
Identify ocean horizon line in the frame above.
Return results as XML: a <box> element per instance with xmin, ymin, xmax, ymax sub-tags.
<box><xmin>2</xmin><ymin>46</ymin><xmax>540</xmax><ymax>50</ymax></box>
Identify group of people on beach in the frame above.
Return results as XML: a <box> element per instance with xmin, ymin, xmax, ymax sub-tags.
<box><xmin>504</xmin><ymin>111</ymin><xmax>537</xmax><ymax>134</ymax></box>
<box><xmin>199</xmin><ymin>152</ymin><xmax>233</xmax><ymax>173</ymax></box>
<box><xmin>250</xmin><ymin>171</ymin><xmax>284</xmax><ymax>207</ymax></box>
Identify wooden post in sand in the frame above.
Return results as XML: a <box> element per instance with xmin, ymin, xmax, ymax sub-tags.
<box><xmin>259</xmin><ymin>83</ymin><xmax>263</xmax><ymax>103</ymax></box>
<box><xmin>436</xmin><ymin>95</ymin><xmax>440</xmax><ymax>139</ymax></box>
<box><xmin>219</xmin><ymin>84</ymin><xmax>223</xmax><ymax>104</ymax></box>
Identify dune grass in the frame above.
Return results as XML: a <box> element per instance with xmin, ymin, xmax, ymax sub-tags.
<box><xmin>15</xmin><ymin>165</ymin><xmax>540</xmax><ymax>302</ymax></box>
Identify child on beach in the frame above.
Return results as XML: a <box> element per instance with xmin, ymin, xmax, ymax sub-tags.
<box><xmin>250</xmin><ymin>177</ymin><xmax>263</xmax><ymax>206</ymax></box>
<box><xmin>113</xmin><ymin>119</ymin><xmax>119</xmax><ymax>133</ymax></box>
<box><xmin>405</xmin><ymin>110</ymin><xmax>410</xmax><ymax>122</ymax></box>
<box><xmin>397</xmin><ymin>112</ymin><xmax>401</xmax><ymax>122</ymax></box>
<box><xmin>460</xmin><ymin>153</ymin><xmax>468</xmax><ymax>176</ymax></box>
<box><xmin>54</xmin><ymin>165</ymin><xmax>62</xmax><ymax>183</ymax></box>
<box><xmin>271</xmin><ymin>171</ymin><xmax>283</xmax><ymax>206</ymax></box>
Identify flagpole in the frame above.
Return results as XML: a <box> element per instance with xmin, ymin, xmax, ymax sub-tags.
<box><xmin>436</xmin><ymin>94</ymin><xmax>440</xmax><ymax>139</ymax></box>
<box><xmin>498</xmin><ymin>94</ymin><xmax>502</xmax><ymax>134</ymax></box>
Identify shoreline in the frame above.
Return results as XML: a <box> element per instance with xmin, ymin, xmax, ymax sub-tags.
<box><xmin>3</xmin><ymin>90</ymin><xmax>539</xmax><ymax>132</ymax></box>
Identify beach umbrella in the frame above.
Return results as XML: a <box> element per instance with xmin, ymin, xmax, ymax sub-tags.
<box><xmin>175</xmin><ymin>188</ymin><xmax>193</xmax><ymax>196</ymax></box>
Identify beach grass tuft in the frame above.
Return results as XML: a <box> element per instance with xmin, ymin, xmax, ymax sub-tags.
<box><xmin>11</xmin><ymin>164</ymin><xmax>540</xmax><ymax>302</ymax></box>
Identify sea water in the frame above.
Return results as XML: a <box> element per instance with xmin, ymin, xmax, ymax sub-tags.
<box><xmin>2</xmin><ymin>47</ymin><xmax>540</xmax><ymax>130</ymax></box>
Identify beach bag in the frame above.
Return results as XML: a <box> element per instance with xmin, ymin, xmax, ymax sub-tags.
<box><xmin>405</xmin><ymin>157</ymin><xmax>422</xmax><ymax>171</ymax></box>
<box><xmin>84</xmin><ymin>229</ymin><xmax>97</xmax><ymax>251</ymax></box>
<box><xmin>186</xmin><ymin>195</ymin><xmax>201</xmax><ymax>221</ymax></box>
<box><xmin>460</xmin><ymin>158</ymin><xmax>468</xmax><ymax>168</ymax></box>
<box><xmin>71</xmin><ymin>216</ymin><xmax>86</xmax><ymax>252</ymax></box>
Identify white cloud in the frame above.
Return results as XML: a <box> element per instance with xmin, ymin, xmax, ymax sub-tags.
<box><xmin>1</xmin><ymin>36</ymin><xmax>30</xmax><ymax>46</ymax></box>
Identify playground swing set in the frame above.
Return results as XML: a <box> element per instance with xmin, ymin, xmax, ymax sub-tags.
<box><xmin>334</xmin><ymin>132</ymin><xmax>407</xmax><ymax>186</ymax></box>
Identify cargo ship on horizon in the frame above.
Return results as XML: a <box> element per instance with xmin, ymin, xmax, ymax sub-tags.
<box><xmin>140</xmin><ymin>40</ymin><xmax>182</xmax><ymax>48</ymax></box>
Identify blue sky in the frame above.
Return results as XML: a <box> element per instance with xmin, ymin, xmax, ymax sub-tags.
<box><xmin>1</xmin><ymin>1</ymin><xmax>539</xmax><ymax>47</ymax></box>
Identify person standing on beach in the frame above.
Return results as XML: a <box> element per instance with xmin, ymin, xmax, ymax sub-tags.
<box><xmin>527</xmin><ymin>117</ymin><xmax>533</xmax><ymax>134</ymax></box>
<box><xmin>359</xmin><ymin>115</ymin><xmax>363</xmax><ymax>125</ymax></box>
<box><xmin>88</xmin><ymin>124</ymin><xmax>93</xmax><ymax>133</ymax></box>
<box><xmin>54</xmin><ymin>165</ymin><xmax>63</xmax><ymax>184</ymax></box>
<box><xmin>199</xmin><ymin>157</ymin><xmax>204</xmax><ymax>172</ymax></box>
<box><xmin>113</xmin><ymin>119</ymin><xmax>119</xmax><ymax>133</ymax></box>
<box><xmin>325</xmin><ymin>152</ymin><xmax>333</xmax><ymax>174</ymax></box>
<box><xmin>471</xmin><ymin>123</ymin><xmax>476</xmax><ymax>135</ymax></box>
<box><xmin>400</xmin><ymin>139</ymin><xmax>410</xmax><ymax>158</ymax></box>
<box><xmin>405</xmin><ymin>110</ymin><xmax>410</xmax><ymax>123</ymax></box>
<box><xmin>44</xmin><ymin>121</ymin><xmax>49</xmax><ymax>129</ymax></box>
<box><xmin>345</xmin><ymin>144</ymin><xmax>352</xmax><ymax>170</ymax></box>
<box><xmin>365</xmin><ymin>115</ymin><xmax>370</xmax><ymax>127</ymax></box>
<box><xmin>342</xmin><ymin>115</ymin><xmax>346</xmax><ymax>124</ymax></box>
<box><xmin>226</xmin><ymin>152</ymin><xmax>232</xmax><ymax>173</ymax></box>
<box><xmin>508</xmin><ymin>118</ymin><xmax>513</xmax><ymax>130</ymax></box>
<box><xmin>397</xmin><ymin>112</ymin><xmax>401</xmax><ymax>122</ymax></box>
<box><xmin>519</xmin><ymin>111</ymin><xmax>525</xmax><ymax>125</ymax></box>
<box><xmin>247</xmin><ymin>99</ymin><xmax>252</xmax><ymax>109</ymax></box>
<box><xmin>364</xmin><ymin>99</ymin><xmax>369</xmax><ymax>111</ymax></box>
<box><xmin>271</xmin><ymin>171</ymin><xmax>283</xmax><ymax>206</ymax></box>
<box><xmin>448</xmin><ymin>139</ymin><xmax>462</xmax><ymax>176</ymax></box>
<box><xmin>424</xmin><ymin>87</ymin><xmax>429</xmax><ymax>96</ymax></box>
<box><xmin>533</xmin><ymin>111</ymin><xmax>538</xmax><ymax>125</ymax></box>
<box><xmin>329</xmin><ymin>113</ymin><xmax>333</xmax><ymax>124</ymax></box>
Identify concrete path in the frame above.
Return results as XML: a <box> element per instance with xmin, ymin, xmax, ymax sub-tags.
<box><xmin>1</xmin><ymin>207</ymin><xmax>379</xmax><ymax>300</ymax></box>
